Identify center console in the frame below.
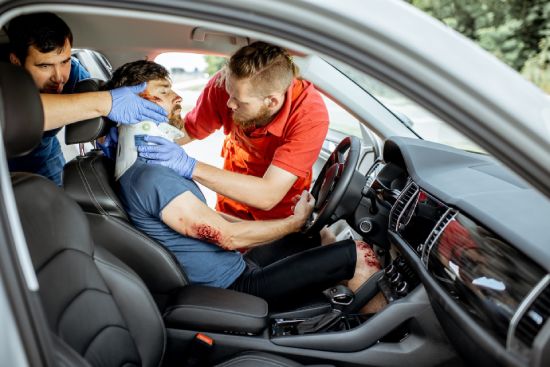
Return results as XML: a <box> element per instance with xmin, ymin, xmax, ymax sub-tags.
<box><xmin>162</xmin><ymin>260</ymin><xmax>448</xmax><ymax>367</ymax></box>
<box><xmin>163</xmin><ymin>285</ymin><xmax>269</xmax><ymax>335</ymax></box>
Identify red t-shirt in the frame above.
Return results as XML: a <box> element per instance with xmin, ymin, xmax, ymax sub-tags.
<box><xmin>185</xmin><ymin>73</ymin><xmax>329</xmax><ymax>220</ymax></box>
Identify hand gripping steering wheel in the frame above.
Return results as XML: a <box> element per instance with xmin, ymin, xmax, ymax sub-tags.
<box><xmin>305</xmin><ymin>136</ymin><xmax>361</xmax><ymax>235</ymax></box>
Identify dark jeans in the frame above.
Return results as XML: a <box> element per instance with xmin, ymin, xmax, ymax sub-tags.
<box><xmin>229</xmin><ymin>233</ymin><xmax>356</xmax><ymax>306</ymax></box>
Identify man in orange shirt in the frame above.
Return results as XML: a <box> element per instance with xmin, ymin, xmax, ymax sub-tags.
<box><xmin>137</xmin><ymin>41</ymin><xmax>329</xmax><ymax>221</ymax></box>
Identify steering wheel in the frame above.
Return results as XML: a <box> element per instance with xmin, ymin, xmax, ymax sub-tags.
<box><xmin>305</xmin><ymin>136</ymin><xmax>361</xmax><ymax>235</ymax></box>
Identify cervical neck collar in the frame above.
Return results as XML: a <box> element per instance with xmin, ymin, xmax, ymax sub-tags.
<box><xmin>115</xmin><ymin>121</ymin><xmax>184</xmax><ymax>180</ymax></box>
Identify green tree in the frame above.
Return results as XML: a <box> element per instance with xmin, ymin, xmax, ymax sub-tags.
<box><xmin>522</xmin><ymin>35</ymin><xmax>550</xmax><ymax>92</ymax></box>
<box><xmin>204</xmin><ymin>55</ymin><xmax>227</xmax><ymax>76</ymax></box>
<box><xmin>410</xmin><ymin>0</ymin><xmax>550</xmax><ymax>91</ymax></box>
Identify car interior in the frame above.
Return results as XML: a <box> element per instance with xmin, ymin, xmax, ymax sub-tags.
<box><xmin>0</xmin><ymin>3</ymin><xmax>549</xmax><ymax>367</ymax></box>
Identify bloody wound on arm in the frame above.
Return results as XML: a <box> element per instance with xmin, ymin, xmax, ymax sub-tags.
<box><xmin>192</xmin><ymin>224</ymin><xmax>231</xmax><ymax>250</ymax></box>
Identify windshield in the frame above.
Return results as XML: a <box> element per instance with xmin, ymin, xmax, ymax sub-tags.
<box><xmin>334</xmin><ymin>63</ymin><xmax>486</xmax><ymax>153</ymax></box>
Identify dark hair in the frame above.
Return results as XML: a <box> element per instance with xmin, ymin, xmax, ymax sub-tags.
<box><xmin>7</xmin><ymin>12</ymin><xmax>73</xmax><ymax>63</ymax></box>
<box><xmin>106</xmin><ymin>60</ymin><xmax>170</xmax><ymax>89</ymax></box>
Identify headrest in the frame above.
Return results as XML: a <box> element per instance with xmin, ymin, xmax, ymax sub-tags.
<box><xmin>65</xmin><ymin>79</ymin><xmax>114</xmax><ymax>144</ymax></box>
<box><xmin>0</xmin><ymin>63</ymin><xmax>43</xmax><ymax>158</ymax></box>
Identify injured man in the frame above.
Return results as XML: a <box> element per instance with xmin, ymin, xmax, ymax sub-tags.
<box><xmin>112</xmin><ymin>60</ymin><xmax>386</xmax><ymax>310</ymax></box>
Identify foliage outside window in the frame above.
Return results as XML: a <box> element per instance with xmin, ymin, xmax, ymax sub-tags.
<box><xmin>204</xmin><ymin>56</ymin><xmax>227</xmax><ymax>76</ymax></box>
<box><xmin>410</xmin><ymin>0</ymin><xmax>550</xmax><ymax>93</ymax></box>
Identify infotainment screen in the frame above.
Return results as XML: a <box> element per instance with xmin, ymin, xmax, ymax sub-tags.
<box><xmin>397</xmin><ymin>190</ymin><xmax>448</xmax><ymax>252</ymax></box>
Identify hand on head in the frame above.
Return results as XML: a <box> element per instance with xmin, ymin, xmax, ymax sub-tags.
<box><xmin>108</xmin><ymin>82</ymin><xmax>168</xmax><ymax>124</ymax></box>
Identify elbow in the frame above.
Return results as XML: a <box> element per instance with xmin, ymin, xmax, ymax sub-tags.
<box><xmin>220</xmin><ymin>236</ymin><xmax>241</xmax><ymax>251</ymax></box>
<box><xmin>257</xmin><ymin>196</ymin><xmax>282</xmax><ymax>211</ymax></box>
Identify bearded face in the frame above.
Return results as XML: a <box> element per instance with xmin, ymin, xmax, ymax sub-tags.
<box><xmin>138</xmin><ymin>78</ymin><xmax>183</xmax><ymax>128</ymax></box>
<box><xmin>225</xmin><ymin>74</ymin><xmax>283</xmax><ymax>130</ymax></box>
<box><xmin>232</xmin><ymin>103</ymin><xmax>273</xmax><ymax>130</ymax></box>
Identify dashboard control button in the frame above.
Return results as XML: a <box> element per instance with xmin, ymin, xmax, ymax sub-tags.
<box><xmin>396</xmin><ymin>281</ymin><xmax>409</xmax><ymax>297</ymax></box>
<box><xmin>384</xmin><ymin>264</ymin><xmax>397</xmax><ymax>278</ymax></box>
<box><xmin>390</xmin><ymin>272</ymin><xmax>402</xmax><ymax>285</ymax></box>
<box><xmin>359</xmin><ymin>219</ymin><xmax>373</xmax><ymax>234</ymax></box>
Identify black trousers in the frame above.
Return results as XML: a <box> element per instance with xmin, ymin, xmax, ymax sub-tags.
<box><xmin>228</xmin><ymin>233</ymin><xmax>356</xmax><ymax>306</ymax></box>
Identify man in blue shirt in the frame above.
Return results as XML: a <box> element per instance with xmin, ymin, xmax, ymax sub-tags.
<box><xmin>113</xmin><ymin>60</ymin><xmax>382</xmax><ymax>305</ymax></box>
<box><xmin>6</xmin><ymin>13</ymin><xmax>168</xmax><ymax>185</ymax></box>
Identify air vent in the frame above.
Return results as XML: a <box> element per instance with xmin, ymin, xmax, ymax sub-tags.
<box><xmin>515</xmin><ymin>284</ymin><xmax>550</xmax><ymax>348</ymax></box>
<box><xmin>389</xmin><ymin>182</ymin><xmax>418</xmax><ymax>231</ymax></box>
<box><xmin>508</xmin><ymin>275</ymin><xmax>550</xmax><ymax>357</ymax></box>
<box><xmin>421</xmin><ymin>209</ymin><xmax>456</xmax><ymax>265</ymax></box>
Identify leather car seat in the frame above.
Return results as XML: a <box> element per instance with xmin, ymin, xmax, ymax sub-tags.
<box><xmin>2</xmin><ymin>63</ymin><xmax>332</xmax><ymax>367</ymax></box>
<box><xmin>63</xmin><ymin>78</ymin><xmax>188</xmax><ymax>310</ymax></box>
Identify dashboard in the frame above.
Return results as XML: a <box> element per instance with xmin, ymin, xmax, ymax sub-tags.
<box><xmin>360</xmin><ymin>137</ymin><xmax>550</xmax><ymax>367</ymax></box>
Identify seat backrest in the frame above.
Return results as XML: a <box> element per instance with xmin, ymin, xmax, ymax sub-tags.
<box><xmin>63</xmin><ymin>152</ymin><xmax>189</xmax><ymax>307</ymax></box>
<box><xmin>1</xmin><ymin>63</ymin><xmax>164</xmax><ymax>367</ymax></box>
<box><xmin>13</xmin><ymin>173</ymin><xmax>166</xmax><ymax>367</ymax></box>
<box><xmin>63</xmin><ymin>79</ymin><xmax>189</xmax><ymax>307</ymax></box>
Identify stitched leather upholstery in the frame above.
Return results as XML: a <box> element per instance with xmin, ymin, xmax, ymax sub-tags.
<box><xmin>63</xmin><ymin>151</ymin><xmax>189</xmax><ymax>307</ymax></box>
<box><xmin>13</xmin><ymin>173</ymin><xmax>152</xmax><ymax>367</ymax></box>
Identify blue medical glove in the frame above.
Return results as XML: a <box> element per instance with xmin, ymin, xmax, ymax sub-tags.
<box><xmin>97</xmin><ymin>127</ymin><xmax>119</xmax><ymax>160</ymax></box>
<box><xmin>107</xmin><ymin>82</ymin><xmax>168</xmax><ymax>124</ymax></box>
<box><xmin>136</xmin><ymin>135</ymin><xmax>196</xmax><ymax>179</ymax></box>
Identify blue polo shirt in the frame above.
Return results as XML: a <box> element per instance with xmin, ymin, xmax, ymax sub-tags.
<box><xmin>118</xmin><ymin>160</ymin><xmax>246</xmax><ymax>288</ymax></box>
<box><xmin>8</xmin><ymin>57</ymin><xmax>90</xmax><ymax>185</ymax></box>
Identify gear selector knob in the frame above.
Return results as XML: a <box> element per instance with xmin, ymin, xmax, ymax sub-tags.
<box><xmin>323</xmin><ymin>284</ymin><xmax>354</xmax><ymax>308</ymax></box>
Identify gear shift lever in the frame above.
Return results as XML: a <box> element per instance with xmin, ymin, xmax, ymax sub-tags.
<box><xmin>323</xmin><ymin>285</ymin><xmax>354</xmax><ymax>311</ymax></box>
<box><xmin>296</xmin><ymin>285</ymin><xmax>355</xmax><ymax>335</ymax></box>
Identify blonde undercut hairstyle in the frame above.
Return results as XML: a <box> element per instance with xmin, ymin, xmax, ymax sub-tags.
<box><xmin>221</xmin><ymin>41</ymin><xmax>299</xmax><ymax>97</ymax></box>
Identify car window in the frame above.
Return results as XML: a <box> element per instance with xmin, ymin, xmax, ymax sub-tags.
<box><xmin>331</xmin><ymin>61</ymin><xmax>486</xmax><ymax>153</ymax></box>
<box><xmin>155</xmin><ymin>52</ymin><xmax>221</xmax><ymax>207</ymax></box>
<box><xmin>71</xmin><ymin>49</ymin><xmax>112</xmax><ymax>80</ymax></box>
<box><xmin>321</xmin><ymin>93</ymin><xmax>362</xmax><ymax>138</ymax></box>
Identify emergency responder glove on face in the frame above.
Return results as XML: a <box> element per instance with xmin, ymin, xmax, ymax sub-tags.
<box><xmin>107</xmin><ymin>82</ymin><xmax>168</xmax><ymax>124</ymax></box>
<box><xmin>136</xmin><ymin>135</ymin><xmax>197</xmax><ymax>179</ymax></box>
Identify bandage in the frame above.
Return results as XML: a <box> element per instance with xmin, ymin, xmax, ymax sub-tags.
<box><xmin>115</xmin><ymin>121</ymin><xmax>185</xmax><ymax>180</ymax></box>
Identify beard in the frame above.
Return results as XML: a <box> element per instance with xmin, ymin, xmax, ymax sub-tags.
<box><xmin>233</xmin><ymin>104</ymin><xmax>273</xmax><ymax>130</ymax></box>
<box><xmin>168</xmin><ymin>104</ymin><xmax>184</xmax><ymax>129</ymax></box>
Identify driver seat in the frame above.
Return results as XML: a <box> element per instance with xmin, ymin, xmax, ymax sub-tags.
<box><xmin>3</xmin><ymin>62</ymin><xmax>332</xmax><ymax>367</ymax></box>
<box><xmin>63</xmin><ymin>79</ymin><xmax>189</xmax><ymax>310</ymax></box>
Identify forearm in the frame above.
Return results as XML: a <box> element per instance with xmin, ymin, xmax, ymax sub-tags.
<box><xmin>193</xmin><ymin>162</ymin><xmax>283</xmax><ymax>210</ymax></box>
<box><xmin>162</xmin><ymin>191</ymin><xmax>312</xmax><ymax>251</ymax></box>
<box><xmin>224</xmin><ymin>215</ymin><xmax>303</xmax><ymax>250</ymax></box>
<box><xmin>41</xmin><ymin>92</ymin><xmax>111</xmax><ymax>131</ymax></box>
